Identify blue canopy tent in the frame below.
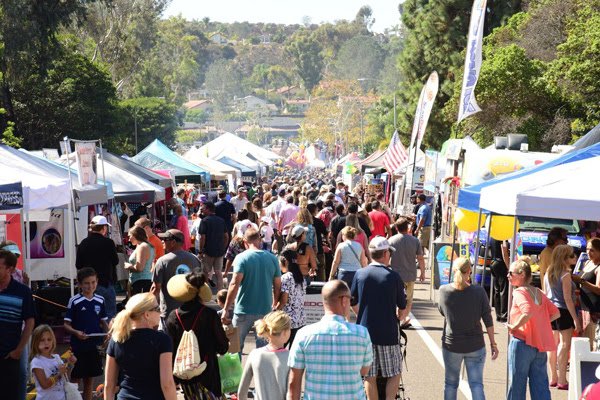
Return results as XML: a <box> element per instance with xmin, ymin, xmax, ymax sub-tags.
<box><xmin>217</xmin><ymin>156</ymin><xmax>256</xmax><ymax>177</ymax></box>
<box><xmin>132</xmin><ymin>139</ymin><xmax>209</xmax><ymax>184</ymax></box>
<box><xmin>458</xmin><ymin>142</ymin><xmax>600</xmax><ymax>212</ymax></box>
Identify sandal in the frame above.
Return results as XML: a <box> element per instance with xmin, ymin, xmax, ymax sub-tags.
<box><xmin>557</xmin><ymin>383</ymin><xmax>568</xmax><ymax>390</ymax></box>
<box><xmin>549</xmin><ymin>382</ymin><xmax>557</xmax><ymax>387</ymax></box>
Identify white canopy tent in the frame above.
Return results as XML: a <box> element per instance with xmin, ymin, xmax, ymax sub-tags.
<box><xmin>479</xmin><ymin>156</ymin><xmax>600</xmax><ymax>219</ymax></box>
<box><xmin>60</xmin><ymin>154</ymin><xmax>166</xmax><ymax>203</ymax></box>
<box><xmin>198</xmin><ymin>132</ymin><xmax>281</xmax><ymax>165</ymax></box>
<box><xmin>182</xmin><ymin>146</ymin><xmax>241</xmax><ymax>188</ymax></box>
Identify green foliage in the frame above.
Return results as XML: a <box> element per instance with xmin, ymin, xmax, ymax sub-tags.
<box><xmin>391</xmin><ymin>0</ymin><xmax>522</xmax><ymax>150</ymax></box>
<box><xmin>184</xmin><ymin>109</ymin><xmax>209</xmax><ymax>124</ymax></box>
<box><xmin>13</xmin><ymin>50</ymin><xmax>119</xmax><ymax>150</ymax></box>
<box><xmin>333</xmin><ymin>35</ymin><xmax>384</xmax><ymax>87</ymax></box>
<box><xmin>114</xmin><ymin>97</ymin><xmax>179</xmax><ymax>155</ymax></box>
<box><xmin>285</xmin><ymin>31</ymin><xmax>324</xmax><ymax>93</ymax></box>
<box><xmin>176</xmin><ymin>129</ymin><xmax>208</xmax><ymax>145</ymax></box>
<box><xmin>204</xmin><ymin>59</ymin><xmax>244</xmax><ymax>113</ymax></box>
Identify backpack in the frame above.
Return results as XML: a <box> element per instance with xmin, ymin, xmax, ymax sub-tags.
<box><xmin>173</xmin><ymin>307</ymin><xmax>207</xmax><ymax>380</ymax></box>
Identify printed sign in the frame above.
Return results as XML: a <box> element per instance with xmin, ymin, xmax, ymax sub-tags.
<box><xmin>29</xmin><ymin>209</ymin><xmax>64</xmax><ymax>259</ymax></box>
<box><xmin>74</xmin><ymin>141</ymin><xmax>97</xmax><ymax>186</ymax></box>
<box><xmin>0</xmin><ymin>182</ymin><xmax>23</xmax><ymax>211</ymax></box>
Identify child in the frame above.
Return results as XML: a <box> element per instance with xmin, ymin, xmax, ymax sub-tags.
<box><xmin>237</xmin><ymin>311</ymin><xmax>291</xmax><ymax>400</ymax></box>
<box><xmin>30</xmin><ymin>324</ymin><xmax>74</xmax><ymax>400</ymax></box>
<box><xmin>64</xmin><ymin>267</ymin><xmax>109</xmax><ymax>400</ymax></box>
<box><xmin>217</xmin><ymin>289</ymin><xmax>239</xmax><ymax>354</ymax></box>
<box><xmin>276</xmin><ymin>249</ymin><xmax>306</xmax><ymax>348</ymax></box>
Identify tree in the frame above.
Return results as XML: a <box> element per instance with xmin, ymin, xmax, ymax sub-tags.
<box><xmin>333</xmin><ymin>35</ymin><xmax>384</xmax><ymax>89</ymax></box>
<box><xmin>285</xmin><ymin>31</ymin><xmax>324</xmax><ymax>93</ymax></box>
<box><xmin>355</xmin><ymin>5</ymin><xmax>375</xmax><ymax>32</ymax></box>
<box><xmin>12</xmin><ymin>50</ymin><xmax>119</xmax><ymax>150</ymax></box>
<box><xmin>133</xmin><ymin>16</ymin><xmax>202</xmax><ymax>104</ymax></box>
<box><xmin>391</xmin><ymin>0</ymin><xmax>523</xmax><ymax>149</ymax></box>
<box><xmin>113</xmin><ymin>97</ymin><xmax>179</xmax><ymax>155</ymax></box>
<box><xmin>204</xmin><ymin>59</ymin><xmax>244</xmax><ymax>114</ymax></box>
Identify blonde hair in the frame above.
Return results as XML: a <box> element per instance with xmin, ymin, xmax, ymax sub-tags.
<box><xmin>30</xmin><ymin>325</ymin><xmax>56</xmax><ymax>361</ymax></box>
<box><xmin>341</xmin><ymin>226</ymin><xmax>357</xmax><ymax>240</ymax></box>
<box><xmin>510</xmin><ymin>256</ymin><xmax>532</xmax><ymax>284</ymax></box>
<box><xmin>452</xmin><ymin>257</ymin><xmax>472</xmax><ymax>290</ymax></box>
<box><xmin>298</xmin><ymin>196</ymin><xmax>308</xmax><ymax>209</ymax></box>
<box><xmin>110</xmin><ymin>293</ymin><xmax>157</xmax><ymax>343</ymax></box>
<box><xmin>297</xmin><ymin>208</ymin><xmax>313</xmax><ymax>225</ymax></box>
<box><xmin>254</xmin><ymin>311</ymin><xmax>291</xmax><ymax>339</ymax></box>
<box><xmin>547</xmin><ymin>244</ymin><xmax>574</xmax><ymax>287</ymax></box>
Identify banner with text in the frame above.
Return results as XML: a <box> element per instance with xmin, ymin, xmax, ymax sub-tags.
<box><xmin>457</xmin><ymin>0</ymin><xmax>487</xmax><ymax>123</ymax></box>
<box><xmin>409</xmin><ymin>72</ymin><xmax>439</xmax><ymax>158</ymax></box>
<box><xmin>74</xmin><ymin>141</ymin><xmax>97</xmax><ymax>186</ymax></box>
<box><xmin>0</xmin><ymin>182</ymin><xmax>23</xmax><ymax>211</ymax></box>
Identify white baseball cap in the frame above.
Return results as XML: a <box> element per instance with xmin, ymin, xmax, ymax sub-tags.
<box><xmin>236</xmin><ymin>219</ymin><xmax>258</xmax><ymax>238</ymax></box>
<box><xmin>368</xmin><ymin>236</ymin><xmax>395</xmax><ymax>252</ymax></box>
<box><xmin>91</xmin><ymin>215</ymin><xmax>111</xmax><ymax>226</ymax></box>
<box><xmin>291</xmin><ymin>225</ymin><xmax>308</xmax><ymax>238</ymax></box>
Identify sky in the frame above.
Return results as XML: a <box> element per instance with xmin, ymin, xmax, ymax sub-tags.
<box><xmin>164</xmin><ymin>0</ymin><xmax>402</xmax><ymax>33</ymax></box>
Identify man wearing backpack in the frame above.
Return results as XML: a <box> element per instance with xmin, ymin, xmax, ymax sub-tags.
<box><xmin>221</xmin><ymin>227</ymin><xmax>281</xmax><ymax>353</ymax></box>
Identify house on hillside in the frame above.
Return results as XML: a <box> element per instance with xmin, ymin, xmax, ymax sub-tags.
<box><xmin>209</xmin><ymin>33</ymin><xmax>229</xmax><ymax>45</ymax></box>
<box><xmin>183</xmin><ymin>99</ymin><xmax>213</xmax><ymax>112</ymax></box>
<box><xmin>235</xmin><ymin>95</ymin><xmax>278</xmax><ymax>114</ymax></box>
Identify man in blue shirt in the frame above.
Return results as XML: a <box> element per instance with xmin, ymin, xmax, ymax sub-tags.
<box><xmin>351</xmin><ymin>237</ymin><xmax>406</xmax><ymax>400</ymax></box>
<box><xmin>0</xmin><ymin>250</ymin><xmax>35</xmax><ymax>400</ymax></box>
<box><xmin>221</xmin><ymin>227</ymin><xmax>281</xmax><ymax>353</ymax></box>
<box><xmin>415</xmin><ymin>194</ymin><xmax>432</xmax><ymax>252</ymax></box>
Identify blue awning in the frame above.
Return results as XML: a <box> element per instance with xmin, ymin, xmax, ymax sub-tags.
<box><xmin>458</xmin><ymin>141</ymin><xmax>600</xmax><ymax>212</ymax></box>
<box><xmin>132</xmin><ymin>139</ymin><xmax>209</xmax><ymax>183</ymax></box>
<box><xmin>217</xmin><ymin>156</ymin><xmax>256</xmax><ymax>177</ymax></box>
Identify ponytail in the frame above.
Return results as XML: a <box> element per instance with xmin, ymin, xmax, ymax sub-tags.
<box><xmin>452</xmin><ymin>257</ymin><xmax>471</xmax><ymax>290</ymax></box>
<box><xmin>110</xmin><ymin>309</ymin><xmax>134</xmax><ymax>343</ymax></box>
<box><xmin>109</xmin><ymin>292</ymin><xmax>156</xmax><ymax>343</ymax></box>
<box><xmin>254</xmin><ymin>311</ymin><xmax>291</xmax><ymax>339</ymax></box>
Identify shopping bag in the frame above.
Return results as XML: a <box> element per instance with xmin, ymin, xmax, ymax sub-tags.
<box><xmin>223</xmin><ymin>324</ymin><xmax>240</xmax><ymax>354</ymax></box>
<box><xmin>64</xmin><ymin>380</ymin><xmax>83</xmax><ymax>400</ymax></box>
<box><xmin>217</xmin><ymin>353</ymin><xmax>243</xmax><ymax>394</ymax></box>
<box><xmin>173</xmin><ymin>309</ymin><xmax>207</xmax><ymax>380</ymax></box>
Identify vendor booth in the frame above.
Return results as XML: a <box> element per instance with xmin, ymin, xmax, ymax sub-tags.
<box><xmin>132</xmin><ymin>139</ymin><xmax>209</xmax><ymax>184</ymax></box>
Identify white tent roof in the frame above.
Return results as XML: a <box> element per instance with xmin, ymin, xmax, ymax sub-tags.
<box><xmin>60</xmin><ymin>155</ymin><xmax>165</xmax><ymax>203</ymax></box>
<box><xmin>479</xmin><ymin>156</ymin><xmax>600</xmax><ymax>219</ymax></box>
<box><xmin>0</xmin><ymin>165</ymin><xmax>71</xmax><ymax>211</ymax></box>
<box><xmin>198</xmin><ymin>132</ymin><xmax>280</xmax><ymax>164</ymax></box>
<box><xmin>182</xmin><ymin>147</ymin><xmax>241</xmax><ymax>179</ymax></box>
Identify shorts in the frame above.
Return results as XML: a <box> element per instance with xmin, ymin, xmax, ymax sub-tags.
<box><xmin>551</xmin><ymin>307</ymin><xmax>575</xmax><ymax>331</ymax></box>
<box><xmin>367</xmin><ymin>344</ymin><xmax>403</xmax><ymax>378</ymax></box>
<box><xmin>71</xmin><ymin>349</ymin><xmax>103</xmax><ymax>379</ymax></box>
<box><xmin>404</xmin><ymin>281</ymin><xmax>415</xmax><ymax>305</ymax></box>
<box><xmin>418</xmin><ymin>226</ymin><xmax>432</xmax><ymax>250</ymax></box>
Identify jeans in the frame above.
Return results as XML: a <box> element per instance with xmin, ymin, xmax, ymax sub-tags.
<box><xmin>507</xmin><ymin>337</ymin><xmax>551</xmax><ymax>400</ymax></box>
<box><xmin>17</xmin><ymin>343</ymin><xmax>29</xmax><ymax>400</ymax></box>
<box><xmin>442</xmin><ymin>346</ymin><xmax>486</xmax><ymax>400</ymax></box>
<box><xmin>233</xmin><ymin>313</ymin><xmax>267</xmax><ymax>354</ymax></box>
<box><xmin>96</xmin><ymin>284</ymin><xmax>117</xmax><ymax>320</ymax></box>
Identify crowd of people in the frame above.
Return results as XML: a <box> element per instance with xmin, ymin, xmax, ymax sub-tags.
<box><xmin>2</xmin><ymin>172</ymin><xmax>600</xmax><ymax>400</ymax></box>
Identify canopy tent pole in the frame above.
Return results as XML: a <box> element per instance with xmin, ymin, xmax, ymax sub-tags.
<box><xmin>64</xmin><ymin>138</ymin><xmax>80</xmax><ymax>295</ymax></box>
<box><xmin>472</xmin><ymin>208</ymin><xmax>483</xmax><ymax>284</ymax></box>
<box><xmin>19</xmin><ymin>209</ymin><xmax>28</xmax><ymax>280</ymax></box>
<box><xmin>448</xmin><ymin>222</ymin><xmax>458</xmax><ymax>291</ymax></box>
<box><xmin>480</xmin><ymin>214</ymin><xmax>491</xmax><ymax>289</ymax></box>
<box><xmin>505</xmin><ymin>215</ymin><xmax>519</xmax><ymax>396</ymax></box>
<box><xmin>67</xmin><ymin>202</ymin><xmax>75</xmax><ymax>297</ymax></box>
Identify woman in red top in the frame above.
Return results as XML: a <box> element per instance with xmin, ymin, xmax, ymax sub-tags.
<box><xmin>506</xmin><ymin>257</ymin><xmax>560</xmax><ymax>400</ymax></box>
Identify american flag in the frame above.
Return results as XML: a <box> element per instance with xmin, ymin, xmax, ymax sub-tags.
<box><xmin>383</xmin><ymin>130</ymin><xmax>409</xmax><ymax>174</ymax></box>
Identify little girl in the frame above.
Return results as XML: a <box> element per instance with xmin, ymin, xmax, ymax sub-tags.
<box><xmin>237</xmin><ymin>311</ymin><xmax>291</xmax><ymax>400</ymax></box>
<box><xmin>30</xmin><ymin>324</ymin><xmax>74</xmax><ymax>400</ymax></box>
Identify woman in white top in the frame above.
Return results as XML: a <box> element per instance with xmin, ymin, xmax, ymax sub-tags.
<box><xmin>329</xmin><ymin>226</ymin><xmax>368</xmax><ymax>289</ymax></box>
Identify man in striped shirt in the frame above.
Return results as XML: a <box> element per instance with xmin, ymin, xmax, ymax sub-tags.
<box><xmin>287</xmin><ymin>280</ymin><xmax>373</xmax><ymax>399</ymax></box>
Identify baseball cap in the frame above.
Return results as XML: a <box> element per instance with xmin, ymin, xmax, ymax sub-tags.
<box><xmin>236</xmin><ymin>219</ymin><xmax>258</xmax><ymax>238</ymax></box>
<box><xmin>238</xmin><ymin>186</ymin><xmax>248</xmax><ymax>192</ymax></box>
<box><xmin>158</xmin><ymin>229</ymin><xmax>184</xmax><ymax>243</ymax></box>
<box><xmin>291</xmin><ymin>225</ymin><xmax>308</xmax><ymax>238</ymax></box>
<box><xmin>91</xmin><ymin>215</ymin><xmax>111</xmax><ymax>226</ymax></box>
<box><xmin>369</xmin><ymin>236</ymin><xmax>396</xmax><ymax>252</ymax></box>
